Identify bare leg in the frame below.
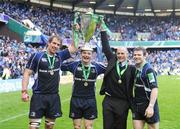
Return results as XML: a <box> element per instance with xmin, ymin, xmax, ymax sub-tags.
<box><xmin>133</xmin><ymin>120</ymin><xmax>145</xmax><ymax>129</ymax></box>
<box><xmin>73</xmin><ymin>119</ymin><xmax>82</xmax><ymax>129</ymax></box>
<box><xmin>148</xmin><ymin>122</ymin><xmax>159</xmax><ymax>129</ymax></box>
<box><xmin>84</xmin><ymin>119</ymin><xmax>94</xmax><ymax>129</ymax></box>
<box><xmin>45</xmin><ymin>118</ymin><xmax>55</xmax><ymax>129</ymax></box>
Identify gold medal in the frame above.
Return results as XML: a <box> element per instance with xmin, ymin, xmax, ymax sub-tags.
<box><xmin>84</xmin><ymin>82</ymin><xmax>88</xmax><ymax>86</ymax></box>
<box><xmin>118</xmin><ymin>79</ymin><xmax>122</xmax><ymax>84</ymax></box>
<box><xmin>50</xmin><ymin>71</ymin><xmax>54</xmax><ymax>75</ymax></box>
<box><xmin>116</xmin><ymin>61</ymin><xmax>128</xmax><ymax>85</ymax></box>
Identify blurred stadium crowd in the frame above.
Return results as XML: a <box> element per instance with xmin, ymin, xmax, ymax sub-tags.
<box><xmin>1</xmin><ymin>2</ymin><xmax>180</xmax><ymax>41</ymax></box>
<box><xmin>0</xmin><ymin>1</ymin><xmax>180</xmax><ymax>79</ymax></box>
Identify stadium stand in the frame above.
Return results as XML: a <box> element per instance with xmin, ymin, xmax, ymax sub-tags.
<box><xmin>1</xmin><ymin>1</ymin><xmax>180</xmax><ymax>41</ymax></box>
<box><xmin>0</xmin><ymin>1</ymin><xmax>179</xmax><ymax>80</ymax></box>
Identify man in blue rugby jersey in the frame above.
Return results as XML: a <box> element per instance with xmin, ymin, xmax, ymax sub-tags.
<box><xmin>132</xmin><ymin>47</ymin><xmax>160</xmax><ymax>129</ymax></box>
<box><xmin>21</xmin><ymin>34</ymin><xmax>77</xmax><ymax>129</ymax></box>
<box><xmin>61</xmin><ymin>44</ymin><xmax>106</xmax><ymax>129</ymax></box>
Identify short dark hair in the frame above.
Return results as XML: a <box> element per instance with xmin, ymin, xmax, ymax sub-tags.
<box><xmin>133</xmin><ymin>47</ymin><xmax>147</xmax><ymax>56</ymax></box>
<box><xmin>48</xmin><ymin>35</ymin><xmax>62</xmax><ymax>44</ymax></box>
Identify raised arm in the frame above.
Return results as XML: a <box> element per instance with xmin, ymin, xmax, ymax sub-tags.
<box><xmin>68</xmin><ymin>40</ymin><xmax>77</xmax><ymax>54</ymax></box>
<box><xmin>100</xmin><ymin>31</ymin><xmax>113</xmax><ymax>60</ymax></box>
<box><xmin>68</xmin><ymin>24</ymin><xmax>79</xmax><ymax>54</ymax></box>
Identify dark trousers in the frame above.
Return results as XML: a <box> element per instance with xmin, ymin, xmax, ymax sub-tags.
<box><xmin>102</xmin><ymin>96</ymin><xmax>129</xmax><ymax>129</ymax></box>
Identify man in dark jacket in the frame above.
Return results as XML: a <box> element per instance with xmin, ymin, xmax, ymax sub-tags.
<box><xmin>100</xmin><ymin>30</ymin><xmax>136</xmax><ymax>129</ymax></box>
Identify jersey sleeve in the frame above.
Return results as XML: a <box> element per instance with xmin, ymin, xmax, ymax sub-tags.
<box><xmin>58</xmin><ymin>49</ymin><xmax>71</xmax><ymax>62</ymax></box>
<box><xmin>146</xmin><ymin>68</ymin><xmax>158</xmax><ymax>89</ymax></box>
<box><xmin>95</xmin><ymin>62</ymin><xmax>106</xmax><ymax>75</ymax></box>
<box><xmin>26</xmin><ymin>53</ymin><xmax>38</xmax><ymax>73</ymax></box>
<box><xmin>61</xmin><ymin>61</ymin><xmax>78</xmax><ymax>73</ymax></box>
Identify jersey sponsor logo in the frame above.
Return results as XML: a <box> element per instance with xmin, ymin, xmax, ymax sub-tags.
<box><xmin>41</xmin><ymin>58</ymin><xmax>47</xmax><ymax>62</ymax></box>
<box><xmin>77</xmin><ymin>67</ymin><xmax>82</xmax><ymax>71</ymax></box>
<box><xmin>91</xmin><ymin>68</ymin><xmax>95</xmax><ymax>73</ymax></box>
<box><xmin>39</xmin><ymin>69</ymin><xmax>48</xmax><ymax>72</ymax></box>
<box><xmin>55</xmin><ymin>58</ymin><xmax>59</xmax><ymax>62</ymax></box>
<box><xmin>39</xmin><ymin>68</ymin><xmax>60</xmax><ymax>73</ymax></box>
<box><xmin>74</xmin><ymin>77</ymin><xmax>96</xmax><ymax>82</ymax></box>
<box><xmin>148</xmin><ymin>72</ymin><xmax>155</xmax><ymax>83</ymax></box>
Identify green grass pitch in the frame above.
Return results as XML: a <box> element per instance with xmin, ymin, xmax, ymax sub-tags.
<box><xmin>0</xmin><ymin>75</ymin><xmax>180</xmax><ymax>129</ymax></box>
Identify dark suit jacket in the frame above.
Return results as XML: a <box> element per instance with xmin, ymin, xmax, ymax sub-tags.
<box><xmin>100</xmin><ymin>31</ymin><xmax>136</xmax><ymax>105</ymax></box>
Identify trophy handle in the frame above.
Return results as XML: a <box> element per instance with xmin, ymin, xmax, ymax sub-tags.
<box><xmin>73</xmin><ymin>12</ymin><xmax>80</xmax><ymax>48</ymax></box>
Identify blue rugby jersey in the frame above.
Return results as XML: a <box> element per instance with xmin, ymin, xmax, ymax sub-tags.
<box><xmin>134</xmin><ymin>63</ymin><xmax>158</xmax><ymax>103</ymax></box>
<box><xmin>61</xmin><ymin>61</ymin><xmax>106</xmax><ymax>98</ymax></box>
<box><xmin>26</xmin><ymin>49</ymin><xmax>71</xmax><ymax>94</ymax></box>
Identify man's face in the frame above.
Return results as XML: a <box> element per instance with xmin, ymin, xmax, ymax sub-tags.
<box><xmin>116</xmin><ymin>48</ymin><xmax>128</xmax><ymax>62</ymax></box>
<box><xmin>81</xmin><ymin>50</ymin><xmax>93</xmax><ymax>64</ymax></box>
<box><xmin>47</xmin><ymin>38</ymin><xmax>61</xmax><ymax>55</ymax></box>
<box><xmin>133</xmin><ymin>50</ymin><xmax>145</xmax><ymax>65</ymax></box>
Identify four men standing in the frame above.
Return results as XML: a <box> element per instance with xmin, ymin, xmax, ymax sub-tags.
<box><xmin>22</xmin><ymin>28</ymin><xmax>159</xmax><ymax>129</ymax></box>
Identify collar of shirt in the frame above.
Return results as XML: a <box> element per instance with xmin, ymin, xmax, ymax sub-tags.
<box><xmin>120</xmin><ymin>60</ymin><xmax>128</xmax><ymax>67</ymax></box>
<box><xmin>136</xmin><ymin>61</ymin><xmax>147</xmax><ymax>72</ymax></box>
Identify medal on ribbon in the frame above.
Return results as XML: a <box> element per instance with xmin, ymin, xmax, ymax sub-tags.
<box><xmin>82</xmin><ymin>63</ymin><xmax>91</xmax><ymax>86</ymax></box>
<box><xmin>84</xmin><ymin>82</ymin><xmax>88</xmax><ymax>87</ymax></box>
<box><xmin>116</xmin><ymin>61</ymin><xmax>128</xmax><ymax>84</ymax></box>
<box><xmin>46</xmin><ymin>52</ymin><xmax>55</xmax><ymax>76</ymax></box>
<box><xmin>118</xmin><ymin>79</ymin><xmax>122</xmax><ymax>84</ymax></box>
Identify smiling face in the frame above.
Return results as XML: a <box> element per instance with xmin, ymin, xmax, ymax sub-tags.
<box><xmin>133</xmin><ymin>47</ymin><xmax>147</xmax><ymax>67</ymax></box>
<box><xmin>81</xmin><ymin>50</ymin><xmax>93</xmax><ymax>65</ymax></box>
<box><xmin>47</xmin><ymin>36</ymin><xmax>62</xmax><ymax>55</ymax></box>
<box><xmin>116</xmin><ymin>47</ymin><xmax>128</xmax><ymax>63</ymax></box>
